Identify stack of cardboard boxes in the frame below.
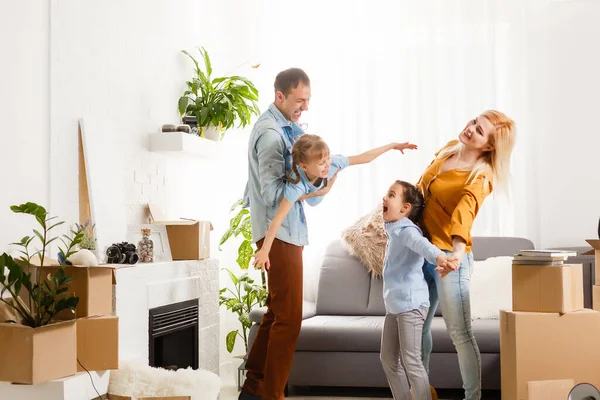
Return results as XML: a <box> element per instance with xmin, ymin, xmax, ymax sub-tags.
<box><xmin>0</xmin><ymin>258</ymin><xmax>119</xmax><ymax>385</ymax></box>
<box><xmin>501</xmin><ymin>247</ymin><xmax>600</xmax><ymax>400</ymax></box>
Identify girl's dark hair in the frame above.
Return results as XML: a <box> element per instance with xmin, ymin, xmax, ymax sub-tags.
<box><xmin>286</xmin><ymin>134</ymin><xmax>330</xmax><ymax>185</ymax></box>
<box><xmin>395</xmin><ymin>180</ymin><xmax>425</xmax><ymax>225</ymax></box>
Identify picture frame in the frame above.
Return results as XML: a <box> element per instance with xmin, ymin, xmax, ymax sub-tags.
<box><xmin>127</xmin><ymin>224</ymin><xmax>172</xmax><ymax>263</ymax></box>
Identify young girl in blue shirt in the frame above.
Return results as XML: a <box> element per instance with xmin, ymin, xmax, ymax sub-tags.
<box><xmin>380</xmin><ymin>180</ymin><xmax>456</xmax><ymax>400</ymax></box>
<box><xmin>252</xmin><ymin>134</ymin><xmax>416</xmax><ymax>270</ymax></box>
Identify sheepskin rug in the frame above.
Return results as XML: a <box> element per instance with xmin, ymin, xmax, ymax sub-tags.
<box><xmin>341</xmin><ymin>203</ymin><xmax>386</xmax><ymax>278</ymax></box>
<box><xmin>108</xmin><ymin>361</ymin><xmax>221</xmax><ymax>400</ymax></box>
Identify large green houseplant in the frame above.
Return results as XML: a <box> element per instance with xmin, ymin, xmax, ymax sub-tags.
<box><xmin>219</xmin><ymin>199</ymin><xmax>268</xmax><ymax>353</ymax></box>
<box><xmin>178</xmin><ymin>46</ymin><xmax>261</xmax><ymax>141</ymax></box>
<box><xmin>0</xmin><ymin>202</ymin><xmax>83</xmax><ymax>327</ymax></box>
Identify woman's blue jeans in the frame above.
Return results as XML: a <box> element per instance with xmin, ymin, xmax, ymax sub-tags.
<box><xmin>421</xmin><ymin>252</ymin><xmax>481</xmax><ymax>400</ymax></box>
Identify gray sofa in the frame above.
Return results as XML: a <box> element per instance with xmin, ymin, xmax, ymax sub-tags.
<box><xmin>247</xmin><ymin>236</ymin><xmax>596</xmax><ymax>391</ymax></box>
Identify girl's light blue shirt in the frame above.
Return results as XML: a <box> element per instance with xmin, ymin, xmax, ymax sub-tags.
<box><xmin>383</xmin><ymin>217</ymin><xmax>443</xmax><ymax>314</ymax></box>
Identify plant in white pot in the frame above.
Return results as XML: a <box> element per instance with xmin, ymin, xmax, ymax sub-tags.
<box><xmin>178</xmin><ymin>47</ymin><xmax>261</xmax><ymax>141</ymax></box>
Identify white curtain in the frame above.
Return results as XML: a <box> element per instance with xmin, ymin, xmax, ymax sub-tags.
<box><xmin>229</xmin><ymin>0</ymin><xmax>540</xmax><ymax>299</ymax></box>
<box><xmin>245</xmin><ymin>0</ymin><xmax>536</xmax><ymax>241</ymax></box>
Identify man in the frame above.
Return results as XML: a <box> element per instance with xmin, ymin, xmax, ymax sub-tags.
<box><xmin>240</xmin><ymin>68</ymin><xmax>336</xmax><ymax>400</ymax></box>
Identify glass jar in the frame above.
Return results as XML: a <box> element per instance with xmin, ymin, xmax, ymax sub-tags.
<box><xmin>138</xmin><ymin>227</ymin><xmax>154</xmax><ymax>263</ymax></box>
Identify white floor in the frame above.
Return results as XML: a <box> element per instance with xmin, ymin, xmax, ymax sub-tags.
<box><xmin>217</xmin><ymin>362</ymin><xmax>490</xmax><ymax>400</ymax></box>
<box><xmin>219</xmin><ymin>383</ymin><xmax>392</xmax><ymax>400</ymax></box>
<box><xmin>219</xmin><ymin>362</ymin><xmax>391</xmax><ymax>400</ymax></box>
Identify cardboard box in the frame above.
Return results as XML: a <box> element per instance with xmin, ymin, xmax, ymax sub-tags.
<box><xmin>43</xmin><ymin>265</ymin><xmax>116</xmax><ymax>319</ymax></box>
<box><xmin>584</xmin><ymin>239</ymin><xmax>600</xmax><ymax>284</ymax></box>
<box><xmin>17</xmin><ymin>262</ymin><xmax>123</xmax><ymax>321</ymax></box>
<box><xmin>527</xmin><ymin>379</ymin><xmax>574</xmax><ymax>400</ymax></box>
<box><xmin>512</xmin><ymin>263</ymin><xmax>583</xmax><ymax>313</ymax></box>
<box><xmin>148</xmin><ymin>204</ymin><xmax>212</xmax><ymax>260</ymax></box>
<box><xmin>0</xmin><ymin>320</ymin><xmax>77</xmax><ymax>384</ymax></box>
<box><xmin>594</xmin><ymin>285</ymin><xmax>600</xmax><ymax>311</ymax></box>
<box><xmin>500</xmin><ymin>309</ymin><xmax>600</xmax><ymax>400</ymax></box>
<box><xmin>77</xmin><ymin>315</ymin><xmax>119</xmax><ymax>372</ymax></box>
<box><xmin>108</xmin><ymin>396</ymin><xmax>191</xmax><ymax>400</ymax></box>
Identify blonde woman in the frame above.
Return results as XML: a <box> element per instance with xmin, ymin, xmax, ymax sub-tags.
<box><xmin>417</xmin><ymin>110</ymin><xmax>516</xmax><ymax>400</ymax></box>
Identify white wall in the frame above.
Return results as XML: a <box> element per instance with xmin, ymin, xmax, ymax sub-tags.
<box><xmin>0</xmin><ymin>0</ymin><xmax>50</xmax><ymax>255</ymax></box>
<box><xmin>0</xmin><ymin>0</ymin><xmax>263</xmax><ymax>373</ymax></box>
<box><xmin>46</xmin><ymin>0</ymin><xmax>262</xmax><ymax>373</ymax></box>
<box><xmin>537</xmin><ymin>0</ymin><xmax>600</xmax><ymax>248</ymax></box>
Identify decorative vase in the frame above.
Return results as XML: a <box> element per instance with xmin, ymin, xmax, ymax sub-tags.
<box><xmin>201</xmin><ymin>125</ymin><xmax>222</xmax><ymax>141</ymax></box>
<box><xmin>597</xmin><ymin>216</ymin><xmax>600</xmax><ymax>239</ymax></box>
<box><xmin>137</xmin><ymin>228</ymin><xmax>154</xmax><ymax>263</ymax></box>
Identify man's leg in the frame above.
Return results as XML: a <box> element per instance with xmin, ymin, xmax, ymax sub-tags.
<box><xmin>241</xmin><ymin>239</ymin><xmax>274</xmax><ymax>397</ymax></box>
<box><xmin>241</xmin><ymin>292</ymin><xmax>275</xmax><ymax>396</ymax></box>
<box><xmin>241</xmin><ymin>239</ymin><xmax>303</xmax><ymax>400</ymax></box>
<box><xmin>261</xmin><ymin>239</ymin><xmax>303</xmax><ymax>400</ymax></box>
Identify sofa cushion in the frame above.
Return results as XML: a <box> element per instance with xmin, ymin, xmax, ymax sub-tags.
<box><xmin>366</xmin><ymin>276</ymin><xmax>386</xmax><ymax>315</ymax></box>
<box><xmin>296</xmin><ymin>315</ymin><xmax>500</xmax><ymax>353</ymax></box>
<box><xmin>296</xmin><ymin>315</ymin><xmax>383</xmax><ymax>352</ymax></box>
<box><xmin>341</xmin><ymin>202</ymin><xmax>386</xmax><ymax>278</ymax></box>
<box><xmin>316</xmin><ymin>240</ymin><xmax>371</xmax><ymax>315</ymax></box>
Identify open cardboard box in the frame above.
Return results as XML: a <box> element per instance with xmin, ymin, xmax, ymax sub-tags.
<box><xmin>16</xmin><ymin>256</ymin><xmax>121</xmax><ymax>319</ymax></box>
<box><xmin>512</xmin><ymin>263</ymin><xmax>584</xmax><ymax>313</ymax></box>
<box><xmin>77</xmin><ymin>315</ymin><xmax>119</xmax><ymax>372</ymax></box>
<box><xmin>148</xmin><ymin>203</ymin><xmax>212</xmax><ymax>260</ymax></box>
<box><xmin>0</xmin><ymin>319</ymin><xmax>77</xmax><ymax>384</ymax></box>
<box><xmin>584</xmin><ymin>239</ymin><xmax>600</xmax><ymax>284</ymax></box>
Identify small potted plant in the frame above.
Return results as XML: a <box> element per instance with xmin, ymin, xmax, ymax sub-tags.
<box><xmin>0</xmin><ymin>202</ymin><xmax>83</xmax><ymax>384</ymax></box>
<box><xmin>178</xmin><ymin>46</ymin><xmax>261</xmax><ymax>141</ymax></box>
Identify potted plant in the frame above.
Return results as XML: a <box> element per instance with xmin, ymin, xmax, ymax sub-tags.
<box><xmin>178</xmin><ymin>46</ymin><xmax>261</xmax><ymax>141</ymax></box>
<box><xmin>0</xmin><ymin>202</ymin><xmax>83</xmax><ymax>384</ymax></box>
<box><xmin>219</xmin><ymin>199</ymin><xmax>267</xmax><ymax>354</ymax></box>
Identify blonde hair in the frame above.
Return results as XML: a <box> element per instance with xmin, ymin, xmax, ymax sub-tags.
<box><xmin>437</xmin><ymin>110</ymin><xmax>516</xmax><ymax>194</ymax></box>
<box><xmin>286</xmin><ymin>134</ymin><xmax>330</xmax><ymax>184</ymax></box>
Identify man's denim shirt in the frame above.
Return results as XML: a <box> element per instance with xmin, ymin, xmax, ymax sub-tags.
<box><xmin>243</xmin><ymin>103</ymin><xmax>323</xmax><ymax>246</ymax></box>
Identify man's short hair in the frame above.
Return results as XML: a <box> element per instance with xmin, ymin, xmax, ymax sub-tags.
<box><xmin>274</xmin><ymin>68</ymin><xmax>310</xmax><ymax>96</ymax></box>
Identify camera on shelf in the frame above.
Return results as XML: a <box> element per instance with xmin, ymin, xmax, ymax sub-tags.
<box><xmin>106</xmin><ymin>242</ymin><xmax>139</xmax><ymax>265</ymax></box>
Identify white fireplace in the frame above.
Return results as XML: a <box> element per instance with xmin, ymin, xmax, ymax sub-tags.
<box><xmin>113</xmin><ymin>258</ymin><xmax>220</xmax><ymax>375</ymax></box>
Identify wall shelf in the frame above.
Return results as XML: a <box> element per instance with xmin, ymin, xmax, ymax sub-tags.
<box><xmin>148</xmin><ymin>132</ymin><xmax>219</xmax><ymax>158</ymax></box>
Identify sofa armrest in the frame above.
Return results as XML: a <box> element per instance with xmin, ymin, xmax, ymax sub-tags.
<box><xmin>249</xmin><ymin>300</ymin><xmax>317</xmax><ymax>324</ymax></box>
<box><xmin>249</xmin><ymin>306</ymin><xmax>267</xmax><ymax>324</ymax></box>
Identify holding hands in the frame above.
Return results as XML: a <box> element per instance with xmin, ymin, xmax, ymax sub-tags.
<box><xmin>434</xmin><ymin>253</ymin><xmax>462</xmax><ymax>278</ymax></box>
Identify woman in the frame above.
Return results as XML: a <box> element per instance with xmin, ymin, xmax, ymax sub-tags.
<box><xmin>417</xmin><ymin>110</ymin><xmax>516</xmax><ymax>400</ymax></box>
